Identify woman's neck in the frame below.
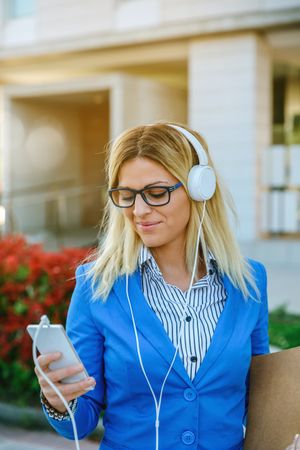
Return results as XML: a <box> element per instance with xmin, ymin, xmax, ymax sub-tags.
<box><xmin>151</xmin><ymin>240</ymin><xmax>186</xmax><ymax>273</ymax></box>
<box><xmin>150</xmin><ymin>240</ymin><xmax>206</xmax><ymax>284</ymax></box>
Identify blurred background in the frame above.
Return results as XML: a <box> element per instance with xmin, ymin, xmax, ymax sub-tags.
<box><xmin>0</xmin><ymin>0</ymin><xmax>300</xmax><ymax>448</ymax></box>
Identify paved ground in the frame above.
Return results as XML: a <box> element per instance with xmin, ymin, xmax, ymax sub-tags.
<box><xmin>0</xmin><ymin>424</ymin><xmax>99</xmax><ymax>450</ymax></box>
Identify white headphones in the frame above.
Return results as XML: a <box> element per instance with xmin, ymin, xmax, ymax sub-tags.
<box><xmin>168</xmin><ymin>124</ymin><xmax>216</xmax><ymax>201</ymax></box>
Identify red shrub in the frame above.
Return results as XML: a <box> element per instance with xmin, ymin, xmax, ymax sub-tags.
<box><xmin>0</xmin><ymin>234</ymin><xmax>93</xmax><ymax>367</ymax></box>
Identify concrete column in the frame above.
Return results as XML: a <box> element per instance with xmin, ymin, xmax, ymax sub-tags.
<box><xmin>189</xmin><ymin>33</ymin><xmax>271</xmax><ymax>241</ymax></box>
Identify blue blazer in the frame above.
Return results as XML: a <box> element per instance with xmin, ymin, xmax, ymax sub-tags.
<box><xmin>44</xmin><ymin>259</ymin><xmax>269</xmax><ymax>450</ymax></box>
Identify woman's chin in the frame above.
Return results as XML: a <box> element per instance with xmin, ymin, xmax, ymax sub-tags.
<box><xmin>139</xmin><ymin>236</ymin><xmax>165</xmax><ymax>248</ymax></box>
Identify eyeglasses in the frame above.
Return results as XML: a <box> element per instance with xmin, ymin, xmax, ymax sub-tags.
<box><xmin>108</xmin><ymin>182</ymin><xmax>183</xmax><ymax>208</ymax></box>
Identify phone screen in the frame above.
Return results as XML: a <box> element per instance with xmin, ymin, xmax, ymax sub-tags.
<box><xmin>27</xmin><ymin>324</ymin><xmax>89</xmax><ymax>384</ymax></box>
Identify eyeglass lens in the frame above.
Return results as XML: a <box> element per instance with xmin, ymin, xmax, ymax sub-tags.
<box><xmin>112</xmin><ymin>187</ymin><xmax>170</xmax><ymax>207</ymax></box>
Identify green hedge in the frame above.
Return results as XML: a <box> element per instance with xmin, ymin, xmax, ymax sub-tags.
<box><xmin>0</xmin><ymin>234</ymin><xmax>92</xmax><ymax>406</ymax></box>
<box><xmin>269</xmin><ymin>306</ymin><xmax>300</xmax><ymax>349</ymax></box>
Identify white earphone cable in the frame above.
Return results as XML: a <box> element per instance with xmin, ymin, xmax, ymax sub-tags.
<box><xmin>125</xmin><ymin>201</ymin><xmax>206</xmax><ymax>450</ymax></box>
<box><xmin>33</xmin><ymin>315</ymin><xmax>81</xmax><ymax>450</ymax></box>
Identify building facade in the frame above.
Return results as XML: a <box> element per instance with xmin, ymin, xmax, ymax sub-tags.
<box><xmin>0</xmin><ymin>0</ymin><xmax>300</xmax><ymax>261</ymax></box>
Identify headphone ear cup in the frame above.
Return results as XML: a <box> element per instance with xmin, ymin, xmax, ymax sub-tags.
<box><xmin>187</xmin><ymin>165</ymin><xmax>216</xmax><ymax>201</ymax></box>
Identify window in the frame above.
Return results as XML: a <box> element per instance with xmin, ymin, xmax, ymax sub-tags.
<box><xmin>5</xmin><ymin>0</ymin><xmax>35</xmax><ymax>19</ymax></box>
<box><xmin>272</xmin><ymin>77</ymin><xmax>286</xmax><ymax>145</ymax></box>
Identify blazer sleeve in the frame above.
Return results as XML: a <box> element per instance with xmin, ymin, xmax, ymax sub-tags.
<box><xmin>251</xmin><ymin>262</ymin><xmax>270</xmax><ymax>356</ymax></box>
<box><xmin>43</xmin><ymin>264</ymin><xmax>105</xmax><ymax>440</ymax></box>
<box><xmin>244</xmin><ymin>262</ymin><xmax>270</xmax><ymax>426</ymax></box>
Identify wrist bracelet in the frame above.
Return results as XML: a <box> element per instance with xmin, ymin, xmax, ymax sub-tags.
<box><xmin>40</xmin><ymin>391</ymin><xmax>78</xmax><ymax>421</ymax></box>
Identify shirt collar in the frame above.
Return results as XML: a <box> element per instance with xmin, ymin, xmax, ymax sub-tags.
<box><xmin>138</xmin><ymin>244</ymin><xmax>152</xmax><ymax>267</ymax></box>
<box><xmin>138</xmin><ymin>245</ymin><xmax>218</xmax><ymax>282</ymax></box>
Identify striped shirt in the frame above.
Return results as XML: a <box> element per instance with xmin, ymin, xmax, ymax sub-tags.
<box><xmin>138</xmin><ymin>246</ymin><xmax>227</xmax><ymax>380</ymax></box>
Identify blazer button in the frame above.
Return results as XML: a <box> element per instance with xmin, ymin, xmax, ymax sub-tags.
<box><xmin>181</xmin><ymin>431</ymin><xmax>195</xmax><ymax>445</ymax></box>
<box><xmin>184</xmin><ymin>388</ymin><xmax>197</xmax><ymax>401</ymax></box>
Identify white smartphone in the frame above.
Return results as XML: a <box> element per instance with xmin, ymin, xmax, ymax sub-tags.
<box><xmin>27</xmin><ymin>324</ymin><xmax>89</xmax><ymax>384</ymax></box>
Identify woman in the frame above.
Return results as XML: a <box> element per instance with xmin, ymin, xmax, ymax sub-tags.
<box><xmin>35</xmin><ymin>122</ymin><xmax>270</xmax><ymax>450</ymax></box>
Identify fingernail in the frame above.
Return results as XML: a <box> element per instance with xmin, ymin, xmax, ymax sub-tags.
<box><xmin>84</xmin><ymin>385</ymin><xmax>95</xmax><ymax>391</ymax></box>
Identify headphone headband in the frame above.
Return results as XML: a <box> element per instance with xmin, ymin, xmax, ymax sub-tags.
<box><xmin>168</xmin><ymin>124</ymin><xmax>209</xmax><ymax>166</ymax></box>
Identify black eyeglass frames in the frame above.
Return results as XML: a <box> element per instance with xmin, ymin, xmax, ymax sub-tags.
<box><xmin>108</xmin><ymin>182</ymin><xmax>183</xmax><ymax>208</ymax></box>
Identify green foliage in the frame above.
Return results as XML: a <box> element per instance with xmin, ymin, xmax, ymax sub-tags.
<box><xmin>0</xmin><ymin>360</ymin><xmax>40</xmax><ymax>407</ymax></box>
<box><xmin>269</xmin><ymin>305</ymin><xmax>300</xmax><ymax>349</ymax></box>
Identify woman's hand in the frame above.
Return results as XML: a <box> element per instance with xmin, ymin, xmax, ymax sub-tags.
<box><xmin>35</xmin><ymin>352</ymin><xmax>96</xmax><ymax>413</ymax></box>
<box><xmin>285</xmin><ymin>434</ymin><xmax>300</xmax><ymax>450</ymax></box>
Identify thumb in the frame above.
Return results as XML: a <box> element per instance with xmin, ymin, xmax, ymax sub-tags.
<box><xmin>294</xmin><ymin>434</ymin><xmax>300</xmax><ymax>449</ymax></box>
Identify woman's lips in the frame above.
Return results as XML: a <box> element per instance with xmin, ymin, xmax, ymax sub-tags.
<box><xmin>136</xmin><ymin>222</ymin><xmax>161</xmax><ymax>231</ymax></box>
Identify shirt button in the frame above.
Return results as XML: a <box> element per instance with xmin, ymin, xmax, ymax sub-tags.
<box><xmin>185</xmin><ymin>316</ymin><xmax>192</xmax><ymax>322</ymax></box>
<box><xmin>181</xmin><ymin>431</ymin><xmax>195</xmax><ymax>445</ymax></box>
<box><xmin>209</xmin><ymin>269</ymin><xmax>213</xmax><ymax>275</ymax></box>
<box><xmin>184</xmin><ymin>388</ymin><xmax>197</xmax><ymax>401</ymax></box>
<box><xmin>190</xmin><ymin>356</ymin><xmax>197</xmax><ymax>362</ymax></box>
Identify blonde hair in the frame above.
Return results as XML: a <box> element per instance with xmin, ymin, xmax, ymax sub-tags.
<box><xmin>85</xmin><ymin>121</ymin><xmax>259</xmax><ymax>302</ymax></box>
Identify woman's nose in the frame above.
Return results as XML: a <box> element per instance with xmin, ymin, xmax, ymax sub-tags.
<box><xmin>133</xmin><ymin>193</ymin><xmax>152</xmax><ymax>216</ymax></box>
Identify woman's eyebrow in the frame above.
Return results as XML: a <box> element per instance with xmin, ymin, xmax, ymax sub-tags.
<box><xmin>144</xmin><ymin>181</ymin><xmax>169</xmax><ymax>188</ymax></box>
<box><xmin>118</xmin><ymin>181</ymin><xmax>169</xmax><ymax>188</ymax></box>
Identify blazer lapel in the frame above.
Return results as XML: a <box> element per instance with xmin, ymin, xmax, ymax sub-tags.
<box><xmin>192</xmin><ymin>273</ymin><xmax>245</xmax><ymax>387</ymax></box>
<box><xmin>113</xmin><ymin>270</ymin><xmax>194</xmax><ymax>387</ymax></box>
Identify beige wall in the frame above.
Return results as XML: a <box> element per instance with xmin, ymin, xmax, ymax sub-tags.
<box><xmin>162</xmin><ymin>0</ymin><xmax>300</xmax><ymax>22</ymax></box>
<box><xmin>111</xmin><ymin>75</ymin><xmax>187</xmax><ymax>138</ymax></box>
<box><xmin>37</xmin><ymin>0</ymin><xmax>113</xmax><ymax>42</ymax></box>
<box><xmin>0</xmin><ymin>0</ymin><xmax>299</xmax><ymax>50</ymax></box>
